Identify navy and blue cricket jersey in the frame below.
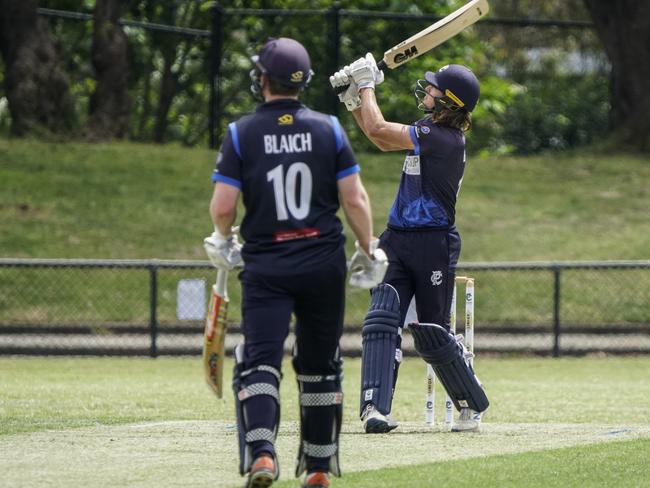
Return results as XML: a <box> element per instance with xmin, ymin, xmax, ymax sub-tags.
<box><xmin>388</xmin><ymin>117</ymin><xmax>466</xmax><ymax>229</ymax></box>
<box><xmin>213</xmin><ymin>99</ymin><xmax>359</xmax><ymax>273</ymax></box>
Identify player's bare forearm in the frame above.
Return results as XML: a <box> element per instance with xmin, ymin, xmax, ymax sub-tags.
<box><xmin>343</xmin><ymin>194</ymin><xmax>373</xmax><ymax>254</ymax></box>
<box><xmin>352</xmin><ymin>108</ymin><xmax>402</xmax><ymax>152</ymax></box>
<box><xmin>210</xmin><ymin>183</ymin><xmax>239</xmax><ymax>235</ymax></box>
<box><xmin>357</xmin><ymin>89</ymin><xmax>414</xmax><ymax>151</ymax></box>
<box><xmin>213</xmin><ymin>212</ymin><xmax>236</xmax><ymax>236</ymax></box>
<box><xmin>351</xmin><ymin>109</ymin><xmax>371</xmax><ymax>139</ymax></box>
<box><xmin>338</xmin><ymin>174</ymin><xmax>373</xmax><ymax>253</ymax></box>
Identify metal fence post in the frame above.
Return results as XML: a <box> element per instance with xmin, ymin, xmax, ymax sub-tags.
<box><xmin>553</xmin><ymin>267</ymin><xmax>561</xmax><ymax>357</ymax></box>
<box><xmin>209</xmin><ymin>2</ymin><xmax>224</xmax><ymax>149</ymax></box>
<box><xmin>149</xmin><ymin>265</ymin><xmax>158</xmax><ymax>358</ymax></box>
<box><xmin>327</xmin><ymin>2</ymin><xmax>341</xmax><ymax>117</ymax></box>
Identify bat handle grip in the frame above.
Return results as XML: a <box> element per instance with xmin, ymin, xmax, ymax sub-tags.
<box><xmin>332</xmin><ymin>57</ymin><xmax>387</xmax><ymax>95</ymax></box>
<box><xmin>334</xmin><ymin>84</ymin><xmax>348</xmax><ymax>95</ymax></box>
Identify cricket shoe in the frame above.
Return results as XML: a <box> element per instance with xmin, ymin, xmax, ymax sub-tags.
<box><xmin>245</xmin><ymin>454</ymin><xmax>277</xmax><ymax>488</ymax></box>
<box><xmin>301</xmin><ymin>471</ymin><xmax>330</xmax><ymax>488</ymax></box>
<box><xmin>451</xmin><ymin>408</ymin><xmax>482</xmax><ymax>432</ymax></box>
<box><xmin>361</xmin><ymin>404</ymin><xmax>398</xmax><ymax>433</ymax></box>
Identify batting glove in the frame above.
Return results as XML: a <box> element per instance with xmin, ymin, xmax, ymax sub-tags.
<box><xmin>349</xmin><ymin>56</ymin><xmax>374</xmax><ymax>90</ymax></box>
<box><xmin>204</xmin><ymin>228</ymin><xmax>243</xmax><ymax>270</ymax></box>
<box><xmin>330</xmin><ymin>67</ymin><xmax>361</xmax><ymax>111</ymax></box>
<box><xmin>349</xmin><ymin>238</ymin><xmax>388</xmax><ymax>289</ymax></box>
<box><xmin>350</xmin><ymin>53</ymin><xmax>384</xmax><ymax>90</ymax></box>
<box><xmin>364</xmin><ymin>52</ymin><xmax>385</xmax><ymax>86</ymax></box>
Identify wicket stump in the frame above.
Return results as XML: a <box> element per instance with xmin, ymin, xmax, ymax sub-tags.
<box><xmin>425</xmin><ymin>276</ymin><xmax>475</xmax><ymax>428</ymax></box>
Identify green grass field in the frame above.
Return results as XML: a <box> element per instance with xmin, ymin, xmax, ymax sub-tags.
<box><xmin>2</xmin><ymin>139</ymin><xmax>649</xmax><ymax>329</ymax></box>
<box><xmin>2</xmin><ymin>356</ymin><xmax>649</xmax><ymax>487</ymax></box>
<box><xmin>2</xmin><ymin>138</ymin><xmax>649</xmax><ymax>261</ymax></box>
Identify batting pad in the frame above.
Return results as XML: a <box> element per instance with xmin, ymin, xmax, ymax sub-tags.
<box><xmin>410</xmin><ymin>322</ymin><xmax>489</xmax><ymax>413</ymax></box>
<box><xmin>232</xmin><ymin>344</ymin><xmax>281</xmax><ymax>477</ymax></box>
<box><xmin>360</xmin><ymin>284</ymin><xmax>401</xmax><ymax>416</ymax></box>
<box><xmin>293</xmin><ymin>356</ymin><xmax>343</xmax><ymax>477</ymax></box>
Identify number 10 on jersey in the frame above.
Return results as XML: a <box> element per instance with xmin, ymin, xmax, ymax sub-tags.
<box><xmin>267</xmin><ymin>162</ymin><xmax>313</xmax><ymax>221</ymax></box>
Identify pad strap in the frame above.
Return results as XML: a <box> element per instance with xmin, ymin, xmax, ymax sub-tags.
<box><xmin>238</xmin><ymin>382</ymin><xmax>280</xmax><ymax>402</ymax></box>
<box><xmin>303</xmin><ymin>441</ymin><xmax>338</xmax><ymax>458</ymax></box>
<box><xmin>245</xmin><ymin>428</ymin><xmax>276</xmax><ymax>443</ymax></box>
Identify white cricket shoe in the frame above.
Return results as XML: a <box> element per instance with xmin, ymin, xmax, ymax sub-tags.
<box><xmin>361</xmin><ymin>404</ymin><xmax>398</xmax><ymax>433</ymax></box>
<box><xmin>451</xmin><ymin>408</ymin><xmax>482</xmax><ymax>432</ymax></box>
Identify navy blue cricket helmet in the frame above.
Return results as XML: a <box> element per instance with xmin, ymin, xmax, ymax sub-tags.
<box><xmin>425</xmin><ymin>64</ymin><xmax>480</xmax><ymax>112</ymax></box>
<box><xmin>250</xmin><ymin>37</ymin><xmax>313</xmax><ymax>98</ymax></box>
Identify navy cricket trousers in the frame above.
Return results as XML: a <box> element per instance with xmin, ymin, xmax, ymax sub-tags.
<box><xmin>238</xmin><ymin>249</ymin><xmax>347</xmax><ymax>375</ymax></box>
<box><xmin>379</xmin><ymin>226</ymin><xmax>461</xmax><ymax>330</ymax></box>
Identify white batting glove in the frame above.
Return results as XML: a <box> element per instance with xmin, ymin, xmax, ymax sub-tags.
<box><xmin>349</xmin><ymin>56</ymin><xmax>374</xmax><ymax>90</ymax></box>
<box><xmin>329</xmin><ymin>67</ymin><xmax>361</xmax><ymax>111</ymax></box>
<box><xmin>349</xmin><ymin>239</ymin><xmax>388</xmax><ymax>289</ymax></box>
<box><xmin>364</xmin><ymin>52</ymin><xmax>384</xmax><ymax>86</ymax></box>
<box><xmin>350</xmin><ymin>53</ymin><xmax>384</xmax><ymax>90</ymax></box>
<box><xmin>204</xmin><ymin>228</ymin><xmax>243</xmax><ymax>270</ymax></box>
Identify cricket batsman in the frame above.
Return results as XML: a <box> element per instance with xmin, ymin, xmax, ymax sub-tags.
<box><xmin>330</xmin><ymin>56</ymin><xmax>489</xmax><ymax>433</ymax></box>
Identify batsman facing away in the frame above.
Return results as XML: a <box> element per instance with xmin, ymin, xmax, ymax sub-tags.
<box><xmin>330</xmin><ymin>55</ymin><xmax>489</xmax><ymax>433</ymax></box>
<box><xmin>205</xmin><ymin>37</ymin><xmax>387</xmax><ymax>488</ymax></box>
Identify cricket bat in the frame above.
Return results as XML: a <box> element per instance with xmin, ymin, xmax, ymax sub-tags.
<box><xmin>335</xmin><ymin>0</ymin><xmax>489</xmax><ymax>92</ymax></box>
<box><xmin>203</xmin><ymin>268</ymin><xmax>229</xmax><ymax>398</ymax></box>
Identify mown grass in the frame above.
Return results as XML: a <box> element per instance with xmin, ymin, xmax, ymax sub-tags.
<box><xmin>2</xmin><ymin>356</ymin><xmax>649</xmax><ymax>435</ymax></box>
<box><xmin>2</xmin><ymin>138</ymin><xmax>649</xmax><ymax>261</ymax></box>
<box><xmin>1</xmin><ymin>356</ymin><xmax>649</xmax><ymax>487</ymax></box>
<box><xmin>291</xmin><ymin>438</ymin><xmax>650</xmax><ymax>488</ymax></box>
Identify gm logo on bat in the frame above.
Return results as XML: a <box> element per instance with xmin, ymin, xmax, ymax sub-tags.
<box><xmin>393</xmin><ymin>46</ymin><xmax>419</xmax><ymax>64</ymax></box>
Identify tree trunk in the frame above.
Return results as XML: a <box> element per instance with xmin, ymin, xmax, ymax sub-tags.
<box><xmin>152</xmin><ymin>1</ymin><xmax>199</xmax><ymax>143</ymax></box>
<box><xmin>0</xmin><ymin>0</ymin><xmax>74</xmax><ymax>136</ymax></box>
<box><xmin>153</xmin><ymin>46</ymin><xmax>178</xmax><ymax>143</ymax></box>
<box><xmin>583</xmin><ymin>0</ymin><xmax>650</xmax><ymax>151</ymax></box>
<box><xmin>87</xmin><ymin>0</ymin><xmax>130</xmax><ymax>140</ymax></box>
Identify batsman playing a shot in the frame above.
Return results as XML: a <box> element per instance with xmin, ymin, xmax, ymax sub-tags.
<box><xmin>205</xmin><ymin>38</ymin><xmax>387</xmax><ymax>488</ymax></box>
<box><xmin>330</xmin><ymin>56</ymin><xmax>489</xmax><ymax>433</ymax></box>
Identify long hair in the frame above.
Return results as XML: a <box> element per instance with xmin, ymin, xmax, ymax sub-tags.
<box><xmin>431</xmin><ymin>109</ymin><xmax>472</xmax><ymax>132</ymax></box>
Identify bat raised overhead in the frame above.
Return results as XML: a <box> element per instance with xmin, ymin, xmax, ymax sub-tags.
<box><xmin>377</xmin><ymin>0</ymin><xmax>489</xmax><ymax>71</ymax></box>
<box><xmin>334</xmin><ymin>0</ymin><xmax>489</xmax><ymax>94</ymax></box>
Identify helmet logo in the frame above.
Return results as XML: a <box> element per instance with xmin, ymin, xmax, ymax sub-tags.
<box><xmin>278</xmin><ymin>114</ymin><xmax>294</xmax><ymax>125</ymax></box>
<box><xmin>445</xmin><ymin>89</ymin><xmax>465</xmax><ymax>107</ymax></box>
<box><xmin>290</xmin><ymin>70</ymin><xmax>304</xmax><ymax>82</ymax></box>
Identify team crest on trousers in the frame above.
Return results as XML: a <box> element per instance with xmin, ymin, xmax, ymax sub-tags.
<box><xmin>431</xmin><ymin>270</ymin><xmax>443</xmax><ymax>286</ymax></box>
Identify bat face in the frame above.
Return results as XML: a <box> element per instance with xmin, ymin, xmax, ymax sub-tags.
<box><xmin>203</xmin><ymin>270</ymin><xmax>229</xmax><ymax>398</ymax></box>
<box><xmin>383</xmin><ymin>0</ymin><xmax>490</xmax><ymax>69</ymax></box>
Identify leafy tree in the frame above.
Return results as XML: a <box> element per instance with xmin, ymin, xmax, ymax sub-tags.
<box><xmin>128</xmin><ymin>0</ymin><xmax>210</xmax><ymax>144</ymax></box>
<box><xmin>0</xmin><ymin>0</ymin><xmax>625</xmax><ymax>154</ymax></box>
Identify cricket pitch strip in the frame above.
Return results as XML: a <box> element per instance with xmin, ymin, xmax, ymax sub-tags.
<box><xmin>2</xmin><ymin>421</ymin><xmax>649</xmax><ymax>487</ymax></box>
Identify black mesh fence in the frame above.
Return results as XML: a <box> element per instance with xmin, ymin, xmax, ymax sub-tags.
<box><xmin>0</xmin><ymin>259</ymin><xmax>648</xmax><ymax>357</ymax></box>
